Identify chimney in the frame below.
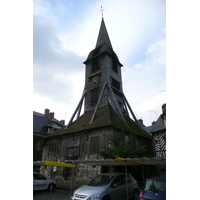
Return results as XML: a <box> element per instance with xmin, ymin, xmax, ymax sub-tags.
<box><xmin>44</xmin><ymin>108</ymin><xmax>50</xmax><ymax>118</ymax></box>
<box><xmin>49</xmin><ymin>112</ymin><xmax>55</xmax><ymax>119</ymax></box>
<box><xmin>60</xmin><ymin>120</ymin><xmax>65</xmax><ymax>125</ymax></box>
<box><xmin>152</xmin><ymin>121</ymin><xmax>156</xmax><ymax>125</ymax></box>
<box><xmin>162</xmin><ymin>103</ymin><xmax>166</xmax><ymax>114</ymax></box>
<box><xmin>161</xmin><ymin>103</ymin><xmax>166</xmax><ymax>122</ymax></box>
<box><xmin>139</xmin><ymin>118</ymin><xmax>143</xmax><ymax>125</ymax></box>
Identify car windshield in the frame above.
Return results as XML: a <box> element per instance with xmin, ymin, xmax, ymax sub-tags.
<box><xmin>145</xmin><ymin>179</ymin><xmax>166</xmax><ymax>192</ymax></box>
<box><xmin>87</xmin><ymin>175</ymin><xmax>114</xmax><ymax>187</ymax></box>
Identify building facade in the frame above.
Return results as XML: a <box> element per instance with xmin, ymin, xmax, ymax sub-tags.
<box><xmin>33</xmin><ymin>109</ymin><xmax>65</xmax><ymax>165</ymax></box>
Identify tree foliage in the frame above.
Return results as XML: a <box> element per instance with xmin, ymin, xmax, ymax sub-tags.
<box><xmin>99</xmin><ymin>131</ymin><xmax>148</xmax><ymax>159</ymax></box>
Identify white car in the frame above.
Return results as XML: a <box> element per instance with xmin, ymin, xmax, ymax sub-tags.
<box><xmin>71</xmin><ymin>173</ymin><xmax>139</xmax><ymax>200</ymax></box>
<box><xmin>33</xmin><ymin>172</ymin><xmax>57</xmax><ymax>191</ymax></box>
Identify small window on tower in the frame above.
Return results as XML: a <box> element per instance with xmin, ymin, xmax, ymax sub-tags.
<box><xmin>112</xmin><ymin>58</ymin><xmax>118</xmax><ymax>73</ymax></box>
<box><xmin>92</xmin><ymin>56</ymin><xmax>99</xmax><ymax>73</ymax></box>
<box><xmin>111</xmin><ymin>77</ymin><xmax>120</xmax><ymax>91</ymax></box>
<box><xmin>118</xmin><ymin>101</ymin><xmax>122</xmax><ymax>108</ymax></box>
<box><xmin>91</xmin><ymin>87</ymin><xmax>99</xmax><ymax>106</ymax></box>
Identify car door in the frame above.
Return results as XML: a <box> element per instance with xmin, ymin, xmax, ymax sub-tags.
<box><xmin>120</xmin><ymin>175</ymin><xmax>135</xmax><ymax>200</ymax></box>
<box><xmin>108</xmin><ymin>175</ymin><xmax>125</xmax><ymax>200</ymax></box>
<box><xmin>33</xmin><ymin>173</ymin><xmax>48</xmax><ymax>190</ymax></box>
<box><xmin>121</xmin><ymin>174</ymin><xmax>134</xmax><ymax>199</ymax></box>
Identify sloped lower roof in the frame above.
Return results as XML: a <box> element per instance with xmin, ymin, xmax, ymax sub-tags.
<box><xmin>45</xmin><ymin>105</ymin><xmax>151</xmax><ymax>139</ymax></box>
<box><xmin>84</xmin><ymin>43</ymin><xmax>122</xmax><ymax>66</ymax></box>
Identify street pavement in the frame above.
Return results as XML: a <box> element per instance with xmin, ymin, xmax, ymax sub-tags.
<box><xmin>33</xmin><ymin>188</ymin><xmax>72</xmax><ymax>200</ymax></box>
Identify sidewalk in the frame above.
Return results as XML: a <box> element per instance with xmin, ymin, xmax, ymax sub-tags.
<box><xmin>33</xmin><ymin>188</ymin><xmax>72</xmax><ymax>200</ymax></box>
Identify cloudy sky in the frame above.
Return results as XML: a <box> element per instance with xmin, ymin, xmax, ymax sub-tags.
<box><xmin>33</xmin><ymin>0</ymin><xmax>166</xmax><ymax>126</ymax></box>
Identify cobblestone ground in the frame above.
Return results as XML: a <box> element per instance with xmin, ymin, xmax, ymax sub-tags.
<box><xmin>33</xmin><ymin>188</ymin><xmax>72</xmax><ymax>200</ymax></box>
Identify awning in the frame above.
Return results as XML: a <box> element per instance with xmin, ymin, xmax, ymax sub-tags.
<box><xmin>65</xmin><ymin>156</ymin><xmax>166</xmax><ymax>166</ymax></box>
<box><xmin>33</xmin><ymin>157</ymin><xmax>165</xmax><ymax>168</ymax></box>
<box><xmin>33</xmin><ymin>160</ymin><xmax>76</xmax><ymax>168</ymax></box>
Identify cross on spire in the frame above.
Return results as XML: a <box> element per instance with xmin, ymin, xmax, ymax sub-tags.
<box><xmin>99</xmin><ymin>5</ymin><xmax>105</xmax><ymax>17</ymax></box>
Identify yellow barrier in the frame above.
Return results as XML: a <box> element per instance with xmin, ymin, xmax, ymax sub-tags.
<box><xmin>44</xmin><ymin>160</ymin><xmax>76</xmax><ymax>168</ymax></box>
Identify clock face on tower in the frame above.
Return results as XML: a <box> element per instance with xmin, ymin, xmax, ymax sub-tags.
<box><xmin>91</xmin><ymin>76</ymin><xmax>100</xmax><ymax>87</ymax></box>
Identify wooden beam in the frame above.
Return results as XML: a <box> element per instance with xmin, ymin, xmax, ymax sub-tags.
<box><xmin>65</xmin><ymin>90</ymin><xmax>86</xmax><ymax>129</ymax></box>
<box><xmin>90</xmin><ymin>82</ymin><xmax>107</xmax><ymax>123</ymax></box>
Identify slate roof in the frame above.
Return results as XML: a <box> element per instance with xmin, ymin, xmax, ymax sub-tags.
<box><xmin>84</xmin><ymin>18</ymin><xmax>122</xmax><ymax>66</ymax></box>
<box><xmin>45</xmin><ymin>105</ymin><xmax>151</xmax><ymax>139</ymax></box>
<box><xmin>51</xmin><ymin>117</ymin><xmax>65</xmax><ymax>126</ymax></box>
<box><xmin>33</xmin><ymin>111</ymin><xmax>64</xmax><ymax>134</ymax></box>
<box><xmin>96</xmin><ymin>17</ymin><xmax>113</xmax><ymax>50</ymax></box>
<box><xmin>150</xmin><ymin>114</ymin><xmax>166</xmax><ymax>133</ymax></box>
<box><xmin>33</xmin><ymin>114</ymin><xmax>51</xmax><ymax>135</ymax></box>
<box><xmin>143</xmin><ymin>126</ymin><xmax>152</xmax><ymax>136</ymax></box>
<box><xmin>33</xmin><ymin>111</ymin><xmax>44</xmax><ymax>117</ymax></box>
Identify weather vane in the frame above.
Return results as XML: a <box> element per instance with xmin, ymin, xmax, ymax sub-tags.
<box><xmin>99</xmin><ymin>5</ymin><xmax>105</xmax><ymax>17</ymax></box>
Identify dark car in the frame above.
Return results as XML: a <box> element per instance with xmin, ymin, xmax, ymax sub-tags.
<box><xmin>139</xmin><ymin>177</ymin><xmax>166</xmax><ymax>200</ymax></box>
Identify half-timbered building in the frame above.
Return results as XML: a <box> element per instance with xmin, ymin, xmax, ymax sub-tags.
<box><xmin>150</xmin><ymin>104</ymin><xmax>166</xmax><ymax>158</ymax></box>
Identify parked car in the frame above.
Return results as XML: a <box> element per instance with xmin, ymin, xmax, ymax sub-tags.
<box><xmin>33</xmin><ymin>172</ymin><xmax>57</xmax><ymax>191</ymax></box>
<box><xmin>139</xmin><ymin>177</ymin><xmax>166</xmax><ymax>200</ymax></box>
<box><xmin>71</xmin><ymin>173</ymin><xmax>139</xmax><ymax>200</ymax></box>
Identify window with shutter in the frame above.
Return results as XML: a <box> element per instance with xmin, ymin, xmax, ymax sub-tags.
<box><xmin>49</xmin><ymin>144</ymin><xmax>56</xmax><ymax>157</ymax></box>
<box><xmin>90</xmin><ymin>136</ymin><xmax>99</xmax><ymax>155</ymax></box>
<box><xmin>66</xmin><ymin>147</ymin><xmax>79</xmax><ymax>160</ymax></box>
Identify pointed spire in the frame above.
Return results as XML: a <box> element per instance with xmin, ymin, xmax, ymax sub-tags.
<box><xmin>95</xmin><ymin>18</ymin><xmax>113</xmax><ymax>50</ymax></box>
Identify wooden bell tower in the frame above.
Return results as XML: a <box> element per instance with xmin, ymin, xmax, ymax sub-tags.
<box><xmin>66</xmin><ymin>17</ymin><xmax>142</xmax><ymax>130</ymax></box>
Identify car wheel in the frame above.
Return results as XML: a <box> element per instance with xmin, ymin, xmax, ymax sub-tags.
<box><xmin>48</xmin><ymin>183</ymin><xmax>54</xmax><ymax>191</ymax></box>
<box><xmin>103</xmin><ymin>196</ymin><xmax>111</xmax><ymax>200</ymax></box>
<box><xmin>132</xmin><ymin>189</ymin><xmax>139</xmax><ymax>200</ymax></box>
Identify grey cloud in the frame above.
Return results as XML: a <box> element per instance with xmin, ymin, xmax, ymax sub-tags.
<box><xmin>33</xmin><ymin>15</ymin><xmax>84</xmax><ymax>72</ymax></box>
<box><xmin>33</xmin><ymin>15</ymin><xmax>85</xmax><ymax>105</ymax></box>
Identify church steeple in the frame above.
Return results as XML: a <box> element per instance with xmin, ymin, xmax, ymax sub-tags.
<box><xmin>82</xmin><ymin>17</ymin><xmax>125</xmax><ymax>121</ymax></box>
<box><xmin>66</xmin><ymin>17</ymin><xmax>143</xmax><ymax>131</ymax></box>
<box><xmin>95</xmin><ymin>17</ymin><xmax>113</xmax><ymax>50</ymax></box>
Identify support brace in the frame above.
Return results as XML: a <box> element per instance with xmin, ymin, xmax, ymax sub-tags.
<box><xmin>65</xmin><ymin>90</ymin><xmax>86</xmax><ymax>129</ymax></box>
<box><xmin>90</xmin><ymin>82</ymin><xmax>107</xmax><ymax>124</ymax></box>
<box><xmin>123</xmin><ymin>93</ymin><xmax>144</xmax><ymax>131</ymax></box>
